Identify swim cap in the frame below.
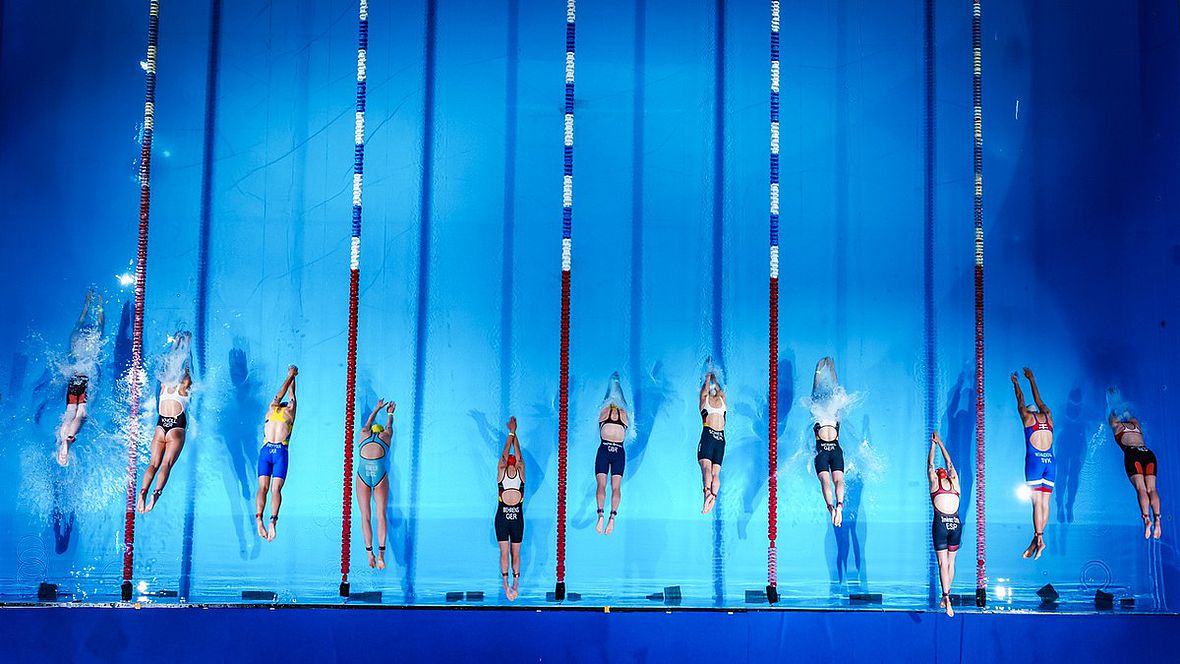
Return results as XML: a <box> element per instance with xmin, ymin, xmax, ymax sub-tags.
<box><xmin>506</xmin><ymin>454</ymin><xmax>517</xmax><ymax>466</ymax></box>
<box><xmin>935</xmin><ymin>468</ymin><xmax>948</xmax><ymax>479</ymax></box>
<box><xmin>371</xmin><ymin>424</ymin><xmax>384</xmax><ymax>434</ymax></box>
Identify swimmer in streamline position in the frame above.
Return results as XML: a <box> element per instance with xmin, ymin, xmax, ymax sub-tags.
<box><xmin>138</xmin><ymin>332</ymin><xmax>193</xmax><ymax>514</ymax></box>
<box><xmin>1107</xmin><ymin>392</ymin><xmax>1162</xmax><ymax>539</ymax></box>
<box><xmin>356</xmin><ymin>400</ymin><xmax>394</xmax><ymax>569</ymax></box>
<box><xmin>596</xmin><ymin>372</ymin><xmax>629</xmax><ymax>536</ymax></box>
<box><xmin>496</xmin><ymin>416</ymin><xmax>525</xmax><ymax>600</ymax></box>
<box><xmin>928</xmin><ymin>431</ymin><xmax>962</xmax><ymax>617</ymax></box>
<box><xmin>698</xmin><ymin>371</ymin><xmax>726</xmax><ymax>515</ymax></box>
<box><xmin>1012</xmin><ymin>367</ymin><xmax>1053</xmax><ymax>559</ymax></box>
<box><xmin>255</xmin><ymin>365</ymin><xmax>298</xmax><ymax>541</ymax></box>
<box><xmin>812</xmin><ymin>357</ymin><xmax>846</xmax><ymax>527</ymax></box>
<box><xmin>56</xmin><ymin>288</ymin><xmax>105</xmax><ymax>466</ymax></box>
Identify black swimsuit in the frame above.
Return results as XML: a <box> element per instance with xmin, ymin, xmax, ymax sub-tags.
<box><xmin>595</xmin><ymin>410</ymin><xmax>626</xmax><ymax>476</ymax></box>
<box><xmin>813</xmin><ymin>422</ymin><xmax>844</xmax><ymax>474</ymax></box>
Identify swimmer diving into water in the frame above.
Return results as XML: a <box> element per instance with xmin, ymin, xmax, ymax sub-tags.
<box><xmin>496</xmin><ymin>416</ymin><xmax>525</xmax><ymax>600</ymax></box>
<box><xmin>1107</xmin><ymin>391</ymin><xmax>1162</xmax><ymax>539</ymax></box>
<box><xmin>137</xmin><ymin>331</ymin><xmax>193</xmax><ymax>514</ymax></box>
<box><xmin>698</xmin><ymin>371</ymin><xmax>726</xmax><ymax>515</ymax></box>
<box><xmin>356</xmin><ymin>400</ymin><xmax>394</xmax><ymax>569</ymax></box>
<box><xmin>1012</xmin><ymin>367</ymin><xmax>1053</xmax><ymax>559</ymax></box>
<box><xmin>928</xmin><ymin>431</ymin><xmax>962</xmax><ymax>617</ymax></box>
<box><xmin>255</xmin><ymin>365</ymin><xmax>298</xmax><ymax>541</ymax></box>
<box><xmin>812</xmin><ymin>357</ymin><xmax>846</xmax><ymax>527</ymax></box>
<box><xmin>596</xmin><ymin>372</ymin><xmax>629</xmax><ymax>536</ymax></box>
<box><xmin>56</xmin><ymin>288</ymin><xmax>105</xmax><ymax>466</ymax></box>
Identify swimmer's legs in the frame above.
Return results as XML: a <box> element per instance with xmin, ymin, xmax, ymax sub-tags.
<box><xmin>509</xmin><ymin>542</ymin><xmax>521</xmax><ymax>600</ymax></box>
<box><xmin>146</xmin><ymin>429</ymin><xmax>186</xmax><ymax>513</ymax></box>
<box><xmin>255</xmin><ymin>476</ymin><xmax>271</xmax><ymax>539</ymax></box>
<box><xmin>595</xmin><ymin>473</ymin><xmax>607</xmax><ymax>534</ymax></box>
<box><xmin>138</xmin><ymin>429</ymin><xmax>167</xmax><ymax>513</ymax></box>
<box><xmin>704</xmin><ymin>463</ymin><xmax>721</xmax><ymax>515</ymax></box>
<box><xmin>699</xmin><ymin>459</ymin><xmax>713</xmax><ymax>514</ymax></box>
<box><xmin>936</xmin><ymin>549</ymin><xmax>956</xmax><ymax>617</ymax></box>
<box><xmin>1146</xmin><ymin>475</ymin><xmax>1162</xmax><ymax>539</ymax></box>
<box><xmin>266</xmin><ymin>477</ymin><xmax>284</xmax><ymax>541</ymax></box>
<box><xmin>818</xmin><ymin>471</ymin><xmax>835</xmax><ymax>521</ymax></box>
<box><xmin>832</xmin><ymin>470</ymin><xmax>846</xmax><ymax>527</ymax></box>
<box><xmin>374</xmin><ymin>478</ymin><xmax>389</xmax><ymax>568</ymax></box>
<box><xmin>1024</xmin><ymin>492</ymin><xmax>1049</xmax><ymax>559</ymax></box>
<box><xmin>356</xmin><ymin>481</ymin><xmax>375</xmax><ymax>567</ymax></box>
<box><xmin>499</xmin><ymin>541</ymin><xmax>511</xmax><ymax>595</ymax></box>
<box><xmin>605</xmin><ymin>474</ymin><xmax>621</xmax><ymax>535</ymax></box>
<box><xmin>56</xmin><ymin>404</ymin><xmax>87</xmax><ymax>466</ymax></box>
<box><xmin>1131</xmin><ymin>475</ymin><xmax>1152</xmax><ymax>538</ymax></box>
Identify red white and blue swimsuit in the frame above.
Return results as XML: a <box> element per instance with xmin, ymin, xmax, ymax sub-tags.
<box><xmin>1024</xmin><ymin>413</ymin><xmax>1056</xmax><ymax>493</ymax></box>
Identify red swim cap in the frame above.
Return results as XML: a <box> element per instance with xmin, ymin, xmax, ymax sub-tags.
<box><xmin>506</xmin><ymin>455</ymin><xmax>517</xmax><ymax>466</ymax></box>
<box><xmin>935</xmin><ymin>467</ymin><xmax>948</xmax><ymax>479</ymax></box>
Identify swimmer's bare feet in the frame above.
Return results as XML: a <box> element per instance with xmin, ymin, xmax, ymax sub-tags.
<box><xmin>1144</xmin><ymin>515</ymin><xmax>1153</xmax><ymax>540</ymax></box>
<box><xmin>605</xmin><ymin>512</ymin><xmax>616</xmax><ymax>536</ymax></box>
<box><xmin>56</xmin><ymin>441</ymin><xmax>69</xmax><ymax>467</ymax></box>
<box><xmin>596</xmin><ymin>510</ymin><xmax>604</xmax><ymax>534</ymax></box>
<box><xmin>1154</xmin><ymin>516</ymin><xmax>1162</xmax><ymax>540</ymax></box>
<box><xmin>144</xmin><ymin>489</ymin><xmax>160</xmax><ymax>513</ymax></box>
<box><xmin>1033</xmin><ymin>533</ymin><xmax>1046</xmax><ymax>560</ymax></box>
<box><xmin>256</xmin><ymin>514</ymin><xmax>267</xmax><ymax>539</ymax></box>
<box><xmin>136</xmin><ymin>488</ymin><xmax>147</xmax><ymax>513</ymax></box>
<box><xmin>377</xmin><ymin>547</ymin><xmax>386</xmax><ymax>570</ymax></box>
<box><xmin>1022</xmin><ymin>534</ymin><xmax>1038</xmax><ymax>559</ymax></box>
<box><xmin>945</xmin><ymin>596</ymin><xmax>955</xmax><ymax>617</ymax></box>
<box><xmin>367</xmin><ymin>547</ymin><xmax>377</xmax><ymax>569</ymax></box>
<box><xmin>267</xmin><ymin>516</ymin><xmax>278</xmax><ymax>542</ymax></box>
<box><xmin>702</xmin><ymin>489</ymin><xmax>716</xmax><ymax>515</ymax></box>
<box><xmin>834</xmin><ymin>503</ymin><xmax>844</xmax><ymax>528</ymax></box>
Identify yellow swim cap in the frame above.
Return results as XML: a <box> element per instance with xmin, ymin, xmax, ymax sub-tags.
<box><xmin>370</xmin><ymin>424</ymin><xmax>384</xmax><ymax>434</ymax></box>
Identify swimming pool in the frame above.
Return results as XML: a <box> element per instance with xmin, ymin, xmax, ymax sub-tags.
<box><xmin>1</xmin><ymin>0</ymin><xmax>1177</xmax><ymax>625</ymax></box>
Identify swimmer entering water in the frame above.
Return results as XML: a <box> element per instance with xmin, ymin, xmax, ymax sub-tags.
<box><xmin>496</xmin><ymin>416</ymin><xmax>525</xmax><ymax>600</ymax></box>
<box><xmin>596</xmin><ymin>372</ymin><xmax>629</xmax><ymax>535</ymax></box>
<box><xmin>1012</xmin><ymin>367</ymin><xmax>1053</xmax><ymax>559</ymax></box>
<box><xmin>255</xmin><ymin>365</ymin><xmax>298</xmax><ymax>541</ymax></box>
<box><xmin>928</xmin><ymin>431</ymin><xmax>962</xmax><ymax>617</ymax></box>
<box><xmin>137</xmin><ymin>332</ymin><xmax>193</xmax><ymax>514</ymax></box>
<box><xmin>698</xmin><ymin>372</ymin><xmax>726</xmax><ymax>515</ymax></box>
<box><xmin>1108</xmin><ymin>393</ymin><xmax>1162</xmax><ymax>539</ymax></box>
<box><xmin>812</xmin><ymin>357</ymin><xmax>846</xmax><ymax>527</ymax></box>
<box><xmin>56</xmin><ymin>288</ymin><xmax>104</xmax><ymax>466</ymax></box>
<box><xmin>356</xmin><ymin>400</ymin><xmax>394</xmax><ymax>570</ymax></box>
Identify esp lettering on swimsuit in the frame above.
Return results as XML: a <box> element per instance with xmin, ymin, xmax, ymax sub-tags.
<box><xmin>940</xmin><ymin>514</ymin><xmax>960</xmax><ymax>531</ymax></box>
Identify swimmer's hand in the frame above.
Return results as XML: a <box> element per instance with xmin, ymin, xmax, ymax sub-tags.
<box><xmin>288</xmin><ymin>365</ymin><xmax>298</xmax><ymax>376</ymax></box>
<box><xmin>932</xmin><ymin>431</ymin><xmax>941</xmax><ymax>445</ymax></box>
<box><xmin>375</xmin><ymin>399</ymin><xmax>386</xmax><ymax>411</ymax></box>
<box><xmin>1010</xmin><ymin>372</ymin><xmax>1019</xmax><ymax>385</ymax></box>
<box><xmin>386</xmin><ymin>401</ymin><xmax>396</xmax><ymax>415</ymax></box>
<box><xmin>507</xmin><ymin>416</ymin><xmax>517</xmax><ymax>433</ymax></box>
<box><xmin>1023</xmin><ymin>367</ymin><xmax>1034</xmax><ymax>379</ymax></box>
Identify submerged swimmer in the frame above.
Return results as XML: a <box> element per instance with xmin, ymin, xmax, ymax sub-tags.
<box><xmin>697</xmin><ymin>371</ymin><xmax>726</xmax><ymax>515</ymax></box>
<box><xmin>812</xmin><ymin>357</ymin><xmax>846</xmax><ymax>527</ymax></box>
<box><xmin>496</xmin><ymin>416</ymin><xmax>525</xmax><ymax>600</ymax></box>
<box><xmin>1107</xmin><ymin>392</ymin><xmax>1162</xmax><ymax>539</ymax></box>
<box><xmin>1012</xmin><ymin>367</ymin><xmax>1053</xmax><ymax>559</ymax></box>
<box><xmin>928</xmin><ymin>431</ymin><xmax>962</xmax><ymax>617</ymax></box>
<box><xmin>137</xmin><ymin>332</ymin><xmax>193</xmax><ymax>514</ymax></box>
<box><xmin>255</xmin><ymin>365</ymin><xmax>298</xmax><ymax>541</ymax></box>
<box><xmin>56</xmin><ymin>288</ymin><xmax>105</xmax><ymax>466</ymax></box>
<box><xmin>356</xmin><ymin>400</ymin><xmax>394</xmax><ymax>570</ymax></box>
<box><xmin>595</xmin><ymin>372</ymin><xmax>629</xmax><ymax>536</ymax></box>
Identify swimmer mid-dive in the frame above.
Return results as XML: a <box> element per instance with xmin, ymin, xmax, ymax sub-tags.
<box><xmin>1012</xmin><ymin>367</ymin><xmax>1053</xmax><ymax>559</ymax></box>
<box><xmin>812</xmin><ymin>357</ymin><xmax>846</xmax><ymax>527</ymax></box>
<box><xmin>356</xmin><ymin>400</ymin><xmax>394</xmax><ymax>570</ymax></box>
<box><xmin>928</xmin><ymin>431</ymin><xmax>962</xmax><ymax>617</ymax></box>
<box><xmin>56</xmin><ymin>288</ymin><xmax>104</xmax><ymax>466</ymax></box>
<box><xmin>698</xmin><ymin>371</ymin><xmax>726</xmax><ymax>515</ymax></box>
<box><xmin>1108</xmin><ymin>393</ymin><xmax>1162</xmax><ymax>539</ymax></box>
<box><xmin>496</xmin><ymin>416</ymin><xmax>525</xmax><ymax>600</ymax></box>
<box><xmin>255</xmin><ymin>365</ymin><xmax>298</xmax><ymax>542</ymax></box>
<box><xmin>596</xmin><ymin>372</ymin><xmax>629</xmax><ymax>536</ymax></box>
<box><xmin>137</xmin><ymin>332</ymin><xmax>193</xmax><ymax>514</ymax></box>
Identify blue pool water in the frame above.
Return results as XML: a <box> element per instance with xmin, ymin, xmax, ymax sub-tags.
<box><xmin>0</xmin><ymin>0</ymin><xmax>1177</xmax><ymax>614</ymax></box>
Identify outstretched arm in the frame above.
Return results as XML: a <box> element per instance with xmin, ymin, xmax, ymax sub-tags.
<box><xmin>75</xmin><ymin>290</ymin><xmax>94</xmax><ymax>330</ymax></box>
<box><xmin>180</xmin><ymin>365</ymin><xmax>192</xmax><ymax>390</ymax></box>
<box><xmin>1024</xmin><ymin>367</ymin><xmax>1049</xmax><ymax>413</ymax></box>
<box><xmin>1011</xmin><ymin>373</ymin><xmax>1027</xmax><ymax>412</ymax></box>
<box><xmin>273</xmin><ymin>367</ymin><xmax>297</xmax><ymax>405</ymax></box>
<box><xmin>380</xmin><ymin>401</ymin><xmax>395</xmax><ymax>443</ymax></box>
<box><xmin>935</xmin><ymin>432</ymin><xmax>956</xmax><ymax>479</ymax></box>
<box><xmin>928</xmin><ymin>435</ymin><xmax>938</xmax><ymax>481</ymax></box>
<box><xmin>361</xmin><ymin>400</ymin><xmax>385</xmax><ymax>436</ymax></box>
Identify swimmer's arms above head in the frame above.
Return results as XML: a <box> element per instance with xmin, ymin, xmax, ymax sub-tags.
<box><xmin>272</xmin><ymin>365</ymin><xmax>298</xmax><ymax>415</ymax></box>
<box><xmin>1010</xmin><ymin>372</ymin><xmax>1028</xmax><ymax>414</ymax></box>
<box><xmin>1023</xmin><ymin>367</ymin><xmax>1050</xmax><ymax>417</ymax></box>
<box><xmin>933</xmin><ymin>431</ymin><xmax>956</xmax><ymax>479</ymax></box>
